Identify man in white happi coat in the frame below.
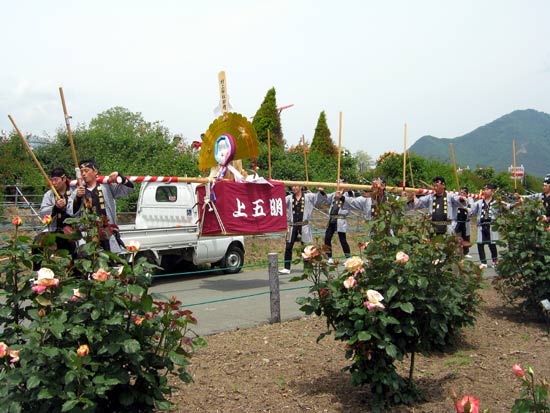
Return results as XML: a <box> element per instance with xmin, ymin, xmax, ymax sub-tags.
<box><xmin>405</xmin><ymin>176</ymin><xmax>467</xmax><ymax>235</ymax></box>
<box><xmin>279</xmin><ymin>185</ymin><xmax>327</xmax><ymax>274</ymax></box>
<box><xmin>70</xmin><ymin>159</ymin><xmax>134</xmax><ymax>253</ymax></box>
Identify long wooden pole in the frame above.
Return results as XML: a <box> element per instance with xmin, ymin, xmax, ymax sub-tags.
<box><xmin>302</xmin><ymin>135</ymin><xmax>309</xmax><ymax>182</ymax></box>
<box><xmin>8</xmin><ymin>115</ymin><xmax>60</xmax><ymax>199</ymax></box>
<box><xmin>337</xmin><ymin>112</ymin><xmax>343</xmax><ymax>191</ymax></box>
<box><xmin>267</xmin><ymin>129</ymin><xmax>272</xmax><ymax>179</ymax></box>
<box><xmin>59</xmin><ymin>87</ymin><xmax>81</xmax><ymax>182</ymax></box>
<box><xmin>408</xmin><ymin>152</ymin><xmax>415</xmax><ymax>188</ymax></box>
<box><xmin>512</xmin><ymin>139</ymin><xmax>517</xmax><ymax>191</ymax></box>
<box><xmin>450</xmin><ymin>143</ymin><xmax>460</xmax><ymax>189</ymax></box>
<box><xmin>402</xmin><ymin>123</ymin><xmax>407</xmax><ymax>189</ymax></box>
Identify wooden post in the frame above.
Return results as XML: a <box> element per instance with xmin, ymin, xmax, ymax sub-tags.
<box><xmin>402</xmin><ymin>123</ymin><xmax>407</xmax><ymax>189</ymax></box>
<box><xmin>450</xmin><ymin>143</ymin><xmax>460</xmax><ymax>189</ymax></box>
<box><xmin>408</xmin><ymin>152</ymin><xmax>415</xmax><ymax>188</ymax></box>
<box><xmin>512</xmin><ymin>140</ymin><xmax>517</xmax><ymax>191</ymax></box>
<box><xmin>337</xmin><ymin>112</ymin><xmax>343</xmax><ymax>190</ymax></box>
<box><xmin>59</xmin><ymin>87</ymin><xmax>81</xmax><ymax>182</ymax></box>
<box><xmin>267</xmin><ymin>130</ymin><xmax>272</xmax><ymax>179</ymax></box>
<box><xmin>8</xmin><ymin>115</ymin><xmax>60</xmax><ymax>199</ymax></box>
<box><xmin>302</xmin><ymin>135</ymin><xmax>309</xmax><ymax>182</ymax></box>
<box><xmin>268</xmin><ymin>252</ymin><xmax>281</xmax><ymax>324</ymax></box>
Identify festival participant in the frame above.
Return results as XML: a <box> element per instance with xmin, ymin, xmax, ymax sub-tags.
<box><xmin>322</xmin><ymin>179</ymin><xmax>353</xmax><ymax>264</ymax></box>
<box><xmin>279</xmin><ymin>186</ymin><xmax>327</xmax><ymax>274</ymax></box>
<box><xmin>513</xmin><ymin>174</ymin><xmax>550</xmax><ymax>218</ymax></box>
<box><xmin>37</xmin><ymin>167</ymin><xmax>76</xmax><ymax>257</ymax></box>
<box><xmin>70</xmin><ymin>160</ymin><xmax>134</xmax><ymax>252</ymax></box>
<box><xmin>469</xmin><ymin>184</ymin><xmax>502</xmax><ymax>268</ymax></box>
<box><xmin>405</xmin><ymin>176</ymin><xmax>467</xmax><ymax>235</ymax></box>
<box><xmin>454</xmin><ymin>187</ymin><xmax>474</xmax><ymax>257</ymax></box>
<box><xmin>345</xmin><ymin>177</ymin><xmax>389</xmax><ymax>221</ymax></box>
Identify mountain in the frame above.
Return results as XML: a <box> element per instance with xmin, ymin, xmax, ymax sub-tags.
<box><xmin>409</xmin><ymin>109</ymin><xmax>550</xmax><ymax>178</ymax></box>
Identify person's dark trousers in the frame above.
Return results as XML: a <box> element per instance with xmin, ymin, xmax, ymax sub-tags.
<box><xmin>283</xmin><ymin>227</ymin><xmax>302</xmax><ymax>270</ymax></box>
<box><xmin>477</xmin><ymin>242</ymin><xmax>497</xmax><ymax>264</ymax></box>
<box><xmin>324</xmin><ymin>222</ymin><xmax>337</xmax><ymax>258</ymax></box>
<box><xmin>337</xmin><ymin>232</ymin><xmax>351</xmax><ymax>257</ymax></box>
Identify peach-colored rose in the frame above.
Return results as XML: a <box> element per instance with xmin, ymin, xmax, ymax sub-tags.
<box><xmin>11</xmin><ymin>216</ymin><xmax>22</xmax><ymax>226</ymax></box>
<box><xmin>343</xmin><ymin>276</ymin><xmax>357</xmax><ymax>289</ymax></box>
<box><xmin>38</xmin><ymin>308</ymin><xmax>46</xmax><ymax>317</ymax></box>
<box><xmin>0</xmin><ymin>342</ymin><xmax>9</xmax><ymax>357</ymax></box>
<box><xmin>126</xmin><ymin>240</ymin><xmax>141</xmax><ymax>253</ymax></box>
<box><xmin>455</xmin><ymin>395</ymin><xmax>479</xmax><ymax>413</ymax></box>
<box><xmin>395</xmin><ymin>251</ymin><xmax>409</xmax><ymax>264</ymax></box>
<box><xmin>302</xmin><ymin>245</ymin><xmax>320</xmax><ymax>260</ymax></box>
<box><xmin>92</xmin><ymin>268</ymin><xmax>110</xmax><ymax>282</ymax></box>
<box><xmin>77</xmin><ymin>344</ymin><xmax>89</xmax><ymax>357</ymax></box>
<box><xmin>9</xmin><ymin>350</ymin><xmax>20</xmax><ymax>363</ymax></box>
<box><xmin>33</xmin><ymin>268</ymin><xmax>60</xmax><ymax>292</ymax></box>
<box><xmin>41</xmin><ymin>215</ymin><xmax>52</xmax><ymax>225</ymax></box>
<box><xmin>32</xmin><ymin>285</ymin><xmax>48</xmax><ymax>295</ymax></box>
<box><xmin>135</xmin><ymin>317</ymin><xmax>145</xmax><ymax>325</ymax></box>
<box><xmin>344</xmin><ymin>256</ymin><xmax>365</xmax><ymax>275</ymax></box>
<box><xmin>358</xmin><ymin>241</ymin><xmax>370</xmax><ymax>251</ymax></box>
<box><xmin>364</xmin><ymin>289</ymin><xmax>385</xmax><ymax>310</ymax></box>
<box><xmin>512</xmin><ymin>363</ymin><xmax>525</xmax><ymax>378</ymax></box>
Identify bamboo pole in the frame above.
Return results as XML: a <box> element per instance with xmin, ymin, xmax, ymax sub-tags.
<box><xmin>8</xmin><ymin>115</ymin><xmax>60</xmax><ymax>199</ymax></box>
<box><xmin>267</xmin><ymin>130</ymin><xmax>272</xmax><ymax>179</ymax></box>
<box><xmin>402</xmin><ymin>123</ymin><xmax>407</xmax><ymax>189</ymax></box>
<box><xmin>302</xmin><ymin>135</ymin><xmax>309</xmax><ymax>182</ymax></box>
<box><xmin>68</xmin><ymin>175</ymin><xmax>483</xmax><ymax>198</ymax></box>
<box><xmin>450</xmin><ymin>143</ymin><xmax>460</xmax><ymax>189</ymax></box>
<box><xmin>337</xmin><ymin>112</ymin><xmax>343</xmax><ymax>191</ymax></box>
<box><xmin>59</xmin><ymin>87</ymin><xmax>81</xmax><ymax>182</ymax></box>
<box><xmin>408</xmin><ymin>152</ymin><xmax>415</xmax><ymax>188</ymax></box>
<box><xmin>512</xmin><ymin>140</ymin><xmax>517</xmax><ymax>191</ymax></box>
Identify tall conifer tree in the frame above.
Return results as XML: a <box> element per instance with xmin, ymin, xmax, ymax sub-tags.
<box><xmin>311</xmin><ymin>111</ymin><xmax>337</xmax><ymax>156</ymax></box>
<box><xmin>252</xmin><ymin>88</ymin><xmax>284</xmax><ymax>147</ymax></box>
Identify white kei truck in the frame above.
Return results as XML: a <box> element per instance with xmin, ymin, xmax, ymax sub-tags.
<box><xmin>117</xmin><ymin>181</ymin><xmax>245</xmax><ymax>274</ymax></box>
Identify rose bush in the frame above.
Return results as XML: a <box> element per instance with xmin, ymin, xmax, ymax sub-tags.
<box><xmin>493</xmin><ymin>197</ymin><xmax>550</xmax><ymax>316</ymax></box>
<box><xmin>293</xmin><ymin>196</ymin><xmax>483</xmax><ymax>412</ymax></box>
<box><xmin>0</xmin><ymin>210</ymin><xmax>205</xmax><ymax>412</ymax></box>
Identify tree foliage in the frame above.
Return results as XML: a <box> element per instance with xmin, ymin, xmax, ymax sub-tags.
<box><xmin>251</xmin><ymin>88</ymin><xmax>284</xmax><ymax>147</ymax></box>
<box><xmin>310</xmin><ymin>111</ymin><xmax>337</xmax><ymax>157</ymax></box>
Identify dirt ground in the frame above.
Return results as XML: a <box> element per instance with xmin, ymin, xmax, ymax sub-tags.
<box><xmin>170</xmin><ymin>281</ymin><xmax>550</xmax><ymax>413</ymax></box>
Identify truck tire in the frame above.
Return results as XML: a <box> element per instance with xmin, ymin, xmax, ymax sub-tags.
<box><xmin>221</xmin><ymin>245</ymin><xmax>244</xmax><ymax>274</ymax></box>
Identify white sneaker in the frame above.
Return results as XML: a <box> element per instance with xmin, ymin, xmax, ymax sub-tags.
<box><xmin>464</xmin><ymin>254</ymin><xmax>473</xmax><ymax>259</ymax></box>
<box><xmin>327</xmin><ymin>258</ymin><xmax>334</xmax><ymax>265</ymax></box>
<box><xmin>278</xmin><ymin>268</ymin><xmax>291</xmax><ymax>275</ymax></box>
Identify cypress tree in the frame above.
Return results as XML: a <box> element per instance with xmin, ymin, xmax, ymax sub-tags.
<box><xmin>252</xmin><ymin>88</ymin><xmax>284</xmax><ymax>147</ymax></box>
<box><xmin>311</xmin><ymin>111</ymin><xmax>337</xmax><ymax>156</ymax></box>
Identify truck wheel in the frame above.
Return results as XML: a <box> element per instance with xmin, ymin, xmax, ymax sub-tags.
<box><xmin>221</xmin><ymin>245</ymin><xmax>244</xmax><ymax>274</ymax></box>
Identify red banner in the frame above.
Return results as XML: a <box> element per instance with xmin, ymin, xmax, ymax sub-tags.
<box><xmin>197</xmin><ymin>180</ymin><xmax>287</xmax><ymax>235</ymax></box>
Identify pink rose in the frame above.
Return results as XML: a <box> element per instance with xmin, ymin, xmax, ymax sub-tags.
<box><xmin>0</xmin><ymin>342</ymin><xmax>9</xmax><ymax>358</ymax></box>
<box><xmin>41</xmin><ymin>215</ymin><xmax>52</xmax><ymax>225</ymax></box>
<box><xmin>77</xmin><ymin>344</ymin><xmax>89</xmax><ymax>357</ymax></box>
<box><xmin>455</xmin><ymin>395</ymin><xmax>480</xmax><ymax>413</ymax></box>
<box><xmin>92</xmin><ymin>268</ymin><xmax>110</xmax><ymax>282</ymax></box>
<box><xmin>364</xmin><ymin>289</ymin><xmax>385</xmax><ymax>310</ymax></box>
<box><xmin>358</xmin><ymin>241</ymin><xmax>370</xmax><ymax>251</ymax></box>
<box><xmin>302</xmin><ymin>245</ymin><xmax>320</xmax><ymax>260</ymax></box>
<box><xmin>395</xmin><ymin>251</ymin><xmax>409</xmax><ymax>264</ymax></box>
<box><xmin>32</xmin><ymin>285</ymin><xmax>48</xmax><ymax>294</ymax></box>
<box><xmin>126</xmin><ymin>240</ymin><xmax>141</xmax><ymax>253</ymax></box>
<box><xmin>343</xmin><ymin>276</ymin><xmax>357</xmax><ymax>289</ymax></box>
<box><xmin>344</xmin><ymin>256</ymin><xmax>365</xmax><ymax>275</ymax></box>
<box><xmin>71</xmin><ymin>288</ymin><xmax>84</xmax><ymax>302</ymax></box>
<box><xmin>512</xmin><ymin>363</ymin><xmax>525</xmax><ymax>378</ymax></box>
<box><xmin>11</xmin><ymin>216</ymin><xmax>22</xmax><ymax>226</ymax></box>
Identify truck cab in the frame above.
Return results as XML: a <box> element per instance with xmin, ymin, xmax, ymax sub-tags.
<box><xmin>118</xmin><ymin>181</ymin><xmax>245</xmax><ymax>274</ymax></box>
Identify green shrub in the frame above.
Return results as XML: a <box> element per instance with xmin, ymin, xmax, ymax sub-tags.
<box><xmin>0</xmin><ymin>214</ymin><xmax>205</xmax><ymax>412</ymax></box>
<box><xmin>493</xmin><ymin>197</ymin><xmax>550</xmax><ymax>316</ymax></box>
<box><xmin>293</xmin><ymin>197</ymin><xmax>483</xmax><ymax>412</ymax></box>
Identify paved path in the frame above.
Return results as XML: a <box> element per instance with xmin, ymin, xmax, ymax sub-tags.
<box><xmin>150</xmin><ymin>247</ymin><xmax>496</xmax><ymax>337</ymax></box>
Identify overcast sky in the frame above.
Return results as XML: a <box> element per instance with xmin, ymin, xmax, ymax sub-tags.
<box><xmin>2</xmin><ymin>0</ymin><xmax>550</xmax><ymax>160</ymax></box>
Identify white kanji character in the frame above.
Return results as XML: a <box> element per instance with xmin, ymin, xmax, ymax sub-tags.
<box><xmin>252</xmin><ymin>199</ymin><xmax>266</xmax><ymax>217</ymax></box>
<box><xmin>233</xmin><ymin>198</ymin><xmax>248</xmax><ymax>218</ymax></box>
